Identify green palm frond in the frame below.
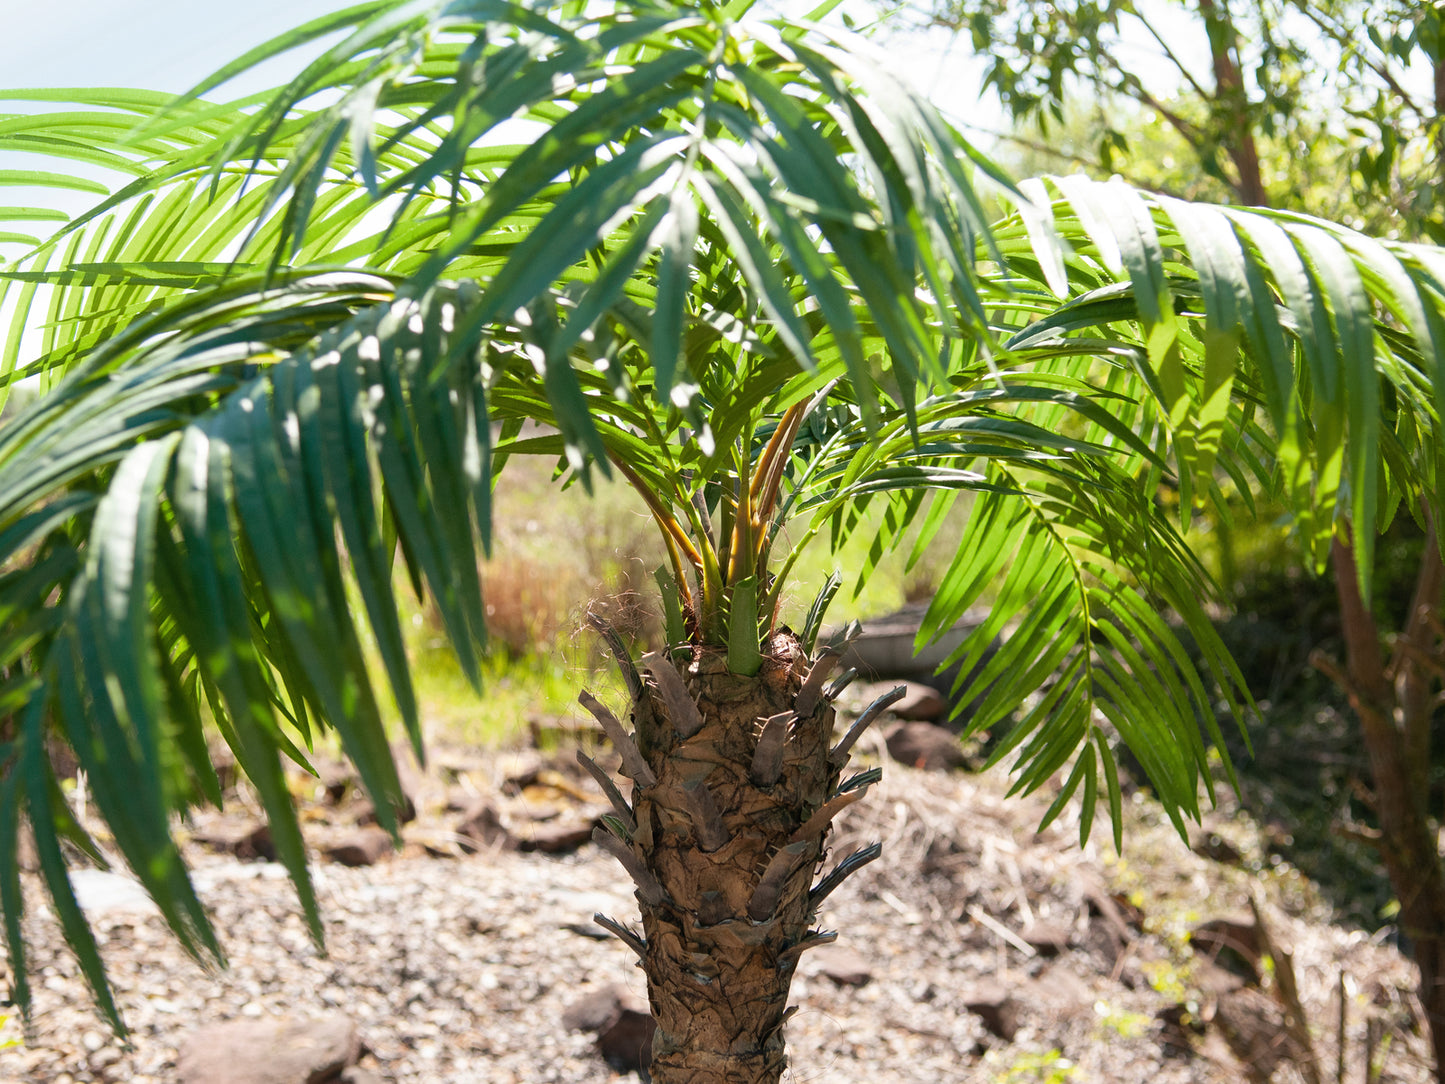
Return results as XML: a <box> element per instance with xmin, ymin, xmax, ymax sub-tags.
<box><xmin>780</xmin><ymin>366</ymin><xmax>1255</xmax><ymax>850</ymax></box>
<box><xmin>0</xmin><ymin>273</ymin><xmax>501</xmax><ymax>1025</ymax></box>
<box><xmin>3</xmin><ymin>0</ymin><xmax>1012</xmax><ymax>419</ymax></box>
<box><xmin>4</xmin><ymin>0</ymin><xmax>1445</xmax><ymax>1040</ymax></box>
<box><xmin>798</xmin><ymin>174</ymin><xmax>1445</xmax><ymax>856</ymax></box>
<box><xmin>1002</xmin><ymin>176</ymin><xmax>1445</xmax><ymax>590</ymax></box>
<box><xmin>0</xmin><ymin>1</ymin><xmax>1024</xmax><ymax>1020</ymax></box>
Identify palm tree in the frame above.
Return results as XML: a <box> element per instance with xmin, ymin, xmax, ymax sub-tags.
<box><xmin>3</xmin><ymin>3</ymin><xmax>1445</xmax><ymax>1081</ymax></box>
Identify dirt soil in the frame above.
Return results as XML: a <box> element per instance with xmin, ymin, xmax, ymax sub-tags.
<box><xmin>1</xmin><ymin>715</ymin><xmax>1432</xmax><ymax>1084</ymax></box>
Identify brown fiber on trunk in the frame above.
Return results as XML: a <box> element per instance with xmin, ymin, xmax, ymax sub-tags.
<box><xmin>581</xmin><ymin>628</ymin><xmax>883</xmax><ymax>1084</ymax></box>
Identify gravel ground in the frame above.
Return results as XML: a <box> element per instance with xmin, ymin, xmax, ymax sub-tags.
<box><xmin>2</xmin><ymin>741</ymin><xmax>1433</xmax><ymax>1084</ymax></box>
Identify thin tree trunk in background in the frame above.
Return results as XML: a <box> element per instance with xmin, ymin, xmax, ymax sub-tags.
<box><xmin>1181</xmin><ymin>29</ymin><xmax>1445</xmax><ymax>1064</ymax></box>
<box><xmin>1327</xmin><ymin>536</ymin><xmax>1445</xmax><ymax>1081</ymax></box>
<box><xmin>1434</xmin><ymin>53</ymin><xmax>1445</xmax><ymax>195</ymax></box>
<box><xmin>1197</xmin><ymin>0</ymin><xmax>1267</xmax><ymax>205</ymax></box>
<box><xmin>1199</xmin><ymin>35</ymin><xmax>1445</xmax><ymax>1065</ymax></box>
<box><xmin>1399</xmin><ymin>521</ymin><xmax>1442</xmax><ymax>806</ymax></box>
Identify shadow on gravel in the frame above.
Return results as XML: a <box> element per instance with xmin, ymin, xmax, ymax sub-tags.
<box><xmin>1158</xmin><ymin>524</ymin><xmax>1445</xmax><ymax>939</ymax></box>
<box><xmin>846</xmin><ymin>568</ymin><xmax>1412</xmax><ymax>936</ymax></box>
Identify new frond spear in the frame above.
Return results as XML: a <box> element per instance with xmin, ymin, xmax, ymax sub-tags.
<box><xmin>3</xmin><ymin>2</ymin><xmax>1444</xmax><ymax>1082</ymax></box>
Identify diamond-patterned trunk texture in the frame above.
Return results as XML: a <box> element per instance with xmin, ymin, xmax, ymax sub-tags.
<box><xmin>581</xmin><ymin>627</ymin><xmax>888</xmax><ymax>1084</ymax></box>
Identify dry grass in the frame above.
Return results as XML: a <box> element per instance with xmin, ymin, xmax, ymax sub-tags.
<box><xmin>820</xmin><ymin>728</ymin><xmax>1431</xmax><ymax>1084</ymax></box>
<box><xmin>403</xmin><ymin>461</ymin><xmax>968</xmax><ymax>746</ymax></box>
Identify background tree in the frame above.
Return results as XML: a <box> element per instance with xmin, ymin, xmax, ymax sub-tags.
<box><xmin>3</xmin><ymin>2</ymin><xmax>1445</xmax><ymax>1081</ymax></box>
<box><xmin>907</xmin><ymin>0</ymin><xmax>1445</xmax><ymax>1074</ymax></box>
<box><xmin>914</xmin><ymin>0</ymin><xmax>1444</xmax><ymax>237</ymax></box>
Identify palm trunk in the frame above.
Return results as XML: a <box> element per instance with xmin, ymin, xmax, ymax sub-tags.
<box><xmin>579</xmin><ymin>626</ymin><xmax>888</xmax><ymax>1084</ymax></box>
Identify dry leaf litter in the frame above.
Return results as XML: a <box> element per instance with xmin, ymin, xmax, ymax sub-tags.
<box><xmin>0</xmin><ymin>718</ymin><xmax>1431</xmax><ymax>1084</ymax></box>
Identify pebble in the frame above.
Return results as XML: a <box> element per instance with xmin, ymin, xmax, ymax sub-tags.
<box><xmin>6</xmin><ymin>759</ymin><xmax>1430</xmax><ymax>1084</ymax></box>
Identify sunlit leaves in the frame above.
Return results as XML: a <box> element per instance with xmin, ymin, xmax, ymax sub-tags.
<box><xmin>1003</xmin><ymin>175</ymin><xmax>1445</xmax><ymax>596</ymax></box>
<box><xmin>0</xmin><ymin>277</ymin><xmax>492</xmax><ymax>1019</ymax></box>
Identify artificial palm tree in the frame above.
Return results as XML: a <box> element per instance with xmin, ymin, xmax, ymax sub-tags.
<box><xmin>4</xmin><ymin>2</ymin><xmax>1445</xmax><ymax>1081</ymax></box>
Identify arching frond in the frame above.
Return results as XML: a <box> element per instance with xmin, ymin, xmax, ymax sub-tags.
<box><xmin>0</xmin><ymin>275</ymin><xmax>502</xmax><ymax>1024</ymax></box>
<box><xmin>2</xmin><ymin>0</ymin><xmax>1015</xmax><ymax>425</ymax></box>
<box><xmin>1000</xmin><ymin>175</ymin><xmax>1445</xmax><ymax>590</ymax></box>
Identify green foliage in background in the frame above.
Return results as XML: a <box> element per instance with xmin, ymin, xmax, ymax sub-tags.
<box><xmin>912</xmin><ymin>0</ymin><xmax>1444</xmax><ymax>238</ymax></box>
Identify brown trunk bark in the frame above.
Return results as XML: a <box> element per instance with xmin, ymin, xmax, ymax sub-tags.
<box><xmin>1197</xmin><ymin>0</ymin><xmax>1268</xmax><ymax>206</ymax></box>
<box><xmin>1327</xmin><ymin>538</ymin><xmax>1445</xmax><ymax>1079</ymax></box>
<box><xmin>581</xmin><ymin>628</ymin><xmax>885</xmax><ymax>1084</ymax></box>
<box><xmin>1434</xmin><ymin>54</ymin><xmax>1445</xmax><ymax>200</ymax></box>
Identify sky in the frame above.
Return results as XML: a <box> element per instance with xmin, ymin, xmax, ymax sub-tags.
<box><xmin>0</xmin><ymin>0</ymin><xmax>995</xmax><ymax>249</ymax></box>
<box><xmin>0</xmin><ymin>0</ymin><xmax>990</xmax><ymax>113</ymax></box>
<box><xmin>0</xmin><ymin>0</ymin><xmax>357</xmax><ymax>94</ymax></box>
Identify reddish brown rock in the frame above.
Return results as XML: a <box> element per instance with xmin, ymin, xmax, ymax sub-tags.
<box><xmin>884</xmin><ymin>721</ymin><xmax>967</xmax><ymax>771</ymax></box>
<box><xmin>192</xmin><ymin>820</ymin><xmax>275</xmax><ymax>862</ymax></box>
<box><xmin>322</xmin><ymin>827</ymin><xmax>393</xmax><ymax>868</ymax></box>
<box><xmin>563</xmin><ymin>985</ymin><xmax>656</xmax><ymax>1074</ymax></box>
<box><xmin>515</xmin><ymin>819</ymin><xmax>597</xmax><ymax>854</ymax></box>
<box><xmin>455</xmin><ymin>799</ymin><xmax>515</xmax><ymax>852</ymax></box>
<box><xmin>563</xmin><ymin>985</ymin><xmax>644</xmax><ymax>1032</ymax></box>
<box><xmin>806</xmin><ymin>944</ymin><xmax>873</xmax><ymax>987</ymax></box>
<box><xmin>889</xmin><ymin>682</ymin><xmax>947</xmax><ymax>721</ymax></box>
<box><xmin>598</xmin><ymin>1004</ymin><xmax>655</xmax><ymax>1074</ymax></box>
<box><xmin>176</xmin><ymin>1013</ymin><xmax>361</xmax><ymax>1084</ymax></box>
